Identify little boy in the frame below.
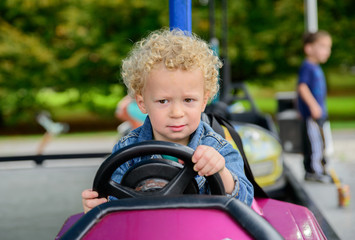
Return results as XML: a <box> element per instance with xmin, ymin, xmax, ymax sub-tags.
<box><xmin>297</xmin><ymin>30</ymin><xmax>333</xmax><ymax>183</ymax></box>
<box><xmin>82</xmin><ymin>28</ymin><xmax>254</xmax><ymax>213</ymax></box>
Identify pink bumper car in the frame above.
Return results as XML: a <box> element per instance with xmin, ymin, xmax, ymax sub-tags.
<box><xmin>56</xmin><ymin>141</ymin><xmax>326</xmax><ymax>240</ymax></box>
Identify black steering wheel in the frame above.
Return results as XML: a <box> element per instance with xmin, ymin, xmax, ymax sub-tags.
<box><xmin>93</xmin><ymin>141</ymin><xmax>225</xmax><ymax>199</ymax></box>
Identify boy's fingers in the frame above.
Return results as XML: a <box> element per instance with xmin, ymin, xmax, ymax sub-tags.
<box><xmin>192</xmin><ymin>146</ymin><xmax>225</xmax><ymax>176</ymax></box>
<box><xmin>193</xmin><ymin>156</ymin><xmax>206</xmax><ymax>172</ymax></box>
<box><xmin>206</xmin><ymin>160</ymin><xmax>224</xmax><ymax>176</ymax></box>
<box><xmin>82</xmin><ymin>189</ymin><xmax>99</xmax><ymax>199</ymax></box>
<box><xmin>87</xmin><ymin>198</ymin><xmax>107</xmax><ymax>208</ymax></box>
<box><xmin>198</xmin><ymin>160</ymin><xmax>219</xmax><ymax>176</ymax></box>
<box><xmin>83</xmin><ymin>198</ymin><xmax>108</xmax><ymax>213</ymax></box>
<box><xmin>192</xmin><ymin>145</ymin><xmax>208</xmax><ymax>163</ymax></box>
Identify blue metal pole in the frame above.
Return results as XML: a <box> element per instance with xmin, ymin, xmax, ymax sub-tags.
<box><xmin>169</xmin><ymin>0</ymin><xmax>191</xmax><ymax>33</ymax></box>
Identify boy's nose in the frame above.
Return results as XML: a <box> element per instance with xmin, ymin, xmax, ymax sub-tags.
<box><xmin>170</xmin><ymin>103</ymin><xmax>184</xmax><ymax>118</ymax></box>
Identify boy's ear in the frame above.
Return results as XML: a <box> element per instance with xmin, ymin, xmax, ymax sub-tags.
<box><xmin>304</xmin><ymin>44</ymin><xmax>312</xmax><ymax>55</ymax></box>
<box><xmin>135</xmin><ymin>95</ymin><xmax>147</xmax><ymax>114</ymax></box>
<box><xmin>201</xmin><ymin>91</ymin><xmax>210</xmax><ymax>112</ymax></box>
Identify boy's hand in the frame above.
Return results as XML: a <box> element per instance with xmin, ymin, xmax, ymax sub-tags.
<box><xmin>192</xmin><ymin>145</ymin><xmax>225</xmax><ymax>177</ymax></box>
<box><xmin>81</xmin><ymin>189</ymin><xmax>108</xmax><ymax>213</ymax></box>
<box><xmin>310</xmin><ymin>103</ymin><xmax>323</xmax><ymax>120</ymax></box>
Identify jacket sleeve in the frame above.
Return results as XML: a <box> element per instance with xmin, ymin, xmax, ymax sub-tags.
<box><xmin>222</xmin><ymin>145</ymin><xmax>254</xmax><ymax>206</ymax></box>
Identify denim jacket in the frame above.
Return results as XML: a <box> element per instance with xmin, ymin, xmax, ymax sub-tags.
<box><xmin>110</xmin><ymin>117</ymin><xmax>254</xmax><ymax>206</ymax></box>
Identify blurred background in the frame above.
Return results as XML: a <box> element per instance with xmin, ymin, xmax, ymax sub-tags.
<box><xmin>1</xmin><ymin>1</ymin><xmax>355</xmax><ymax>239</ymax></box>
<box><xmin>0</xmin><ymin>0</ymin><xmax>354</xmax><ymax>135</ymax></box>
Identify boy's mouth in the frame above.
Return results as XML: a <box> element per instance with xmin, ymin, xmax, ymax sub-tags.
<box><xmin>168</xmin><ymin>125</ymin><xmax>186</xmax><ymax>132</ymax></box>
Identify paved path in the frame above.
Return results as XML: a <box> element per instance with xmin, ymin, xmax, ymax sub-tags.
<box><xmin>0</xmin><ymin>130</ymin><xmax>354</xmax><ymax>240</ymax></box>
<box><xmin>0</xmin><ymin>133</ymin><xmax>116</xmax><ymax>240</ymax></box>
<box><xmin>284</xmin><ymin>129</ymin><xmax>355</xmax><ymax>240</ymax></box>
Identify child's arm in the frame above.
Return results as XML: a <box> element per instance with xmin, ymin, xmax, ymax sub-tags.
<box><xmin>192</xmin><ymin>145</ymin><xmax>235</xmax><ymax>194</ymax></box>
<box><xmin>81</xmin><ymin>189</ymin><xmax>108</xmax><ymax>213</ymax></box>
<box><xmin>298</xmin><ymin>83</ymin><xmax>322</xmax><ymax>119</ymax></box>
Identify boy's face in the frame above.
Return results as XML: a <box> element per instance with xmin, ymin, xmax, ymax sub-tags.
<box><xmin>305</xmin><ymin>36</ymin><xmax>332</xmax><ymax>64</ymax></box>
<box><xmin>136</xmin><ymin>66</ymin><xmax>209</xmax><ymax>145</ymax></box>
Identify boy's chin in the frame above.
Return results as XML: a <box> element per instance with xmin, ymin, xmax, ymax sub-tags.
<box><xmin>319</xmin><ymin>58</ymin><xmax>330</xmax><ymax>64</ymax></box>
<box><xmin>166</xmin><ymin>136</ymin><xmax>190</xmax><ymax>145</ymax></box>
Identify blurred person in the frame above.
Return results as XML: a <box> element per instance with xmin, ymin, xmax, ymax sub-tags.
<box><xmin>115</xmin><ymin>95</ymin><xmax>146</xmax><ymax>138</ymax></box>
<box><xmin>297</xmin><ymin>30</ymin><xmax>333</xmax><ymax>183</ymax></box>
<box><xmin>36</xmin><ymin>111</ymin><xmax>69</xmax><ymax>154</ymax></box>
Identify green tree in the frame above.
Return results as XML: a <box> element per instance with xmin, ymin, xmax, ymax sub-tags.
<box><xmin>0</xmin><ymin>0</ymin><xmax>168</xmax><ymax>126</ymax></box>
<box><xmin>0</xmin><ymin>0</ymin><xmax>354</xmax><ymax>128</ymax></box>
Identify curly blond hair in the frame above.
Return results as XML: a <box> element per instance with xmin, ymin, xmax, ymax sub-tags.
<box><xmin>121</xmin><ymin>28</ymin><xmax>223</xmax><ymax>101</ymax></box>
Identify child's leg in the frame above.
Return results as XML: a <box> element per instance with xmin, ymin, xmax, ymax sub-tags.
<box><xmin>37</xmin><ymin>132</ymin><xmax>52</xmax><ymax>155</ymax></box>
<box><xmin>302</xmin><ymin>119</ymin><xmax>312</xmax><ymax>173</ymax></box>
<box><xmin>306</xmin><ymin>118</ymin><xmax>325</xmax><ymax>175</ymax></box>
<box><xmin>318</xmin><ymin>120</ymin><xmax>332</xmax><ymax>174</ymax></box>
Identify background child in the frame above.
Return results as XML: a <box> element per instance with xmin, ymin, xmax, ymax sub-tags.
<box><xmin>82</xmin><ymin>28</ymin><xmax>254</xmax><ymax>213</ymax></box>
<box><xmin>297</xmin><ymin>30</ymin><xmax>333</xmax><ymax>183</ymax></box>
<box><xmin>114</xmin><ymin>95</ymin><xmax>146</xmax><ymax>138</ymax></box>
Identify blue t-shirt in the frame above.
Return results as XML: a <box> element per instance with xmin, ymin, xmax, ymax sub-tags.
<box><xmin>297</xmin><ymin>60</ymin><xmax>328</xmax><ymax>119</ymax></box>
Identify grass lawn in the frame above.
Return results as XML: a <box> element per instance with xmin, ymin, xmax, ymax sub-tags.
<box><xmin>330</xmin><ymin>121</ymin><xmax>355</xmax><ymax>129</ymax></box>
<box><xmin>246</xmin><ymin>72</ymin><xmax>355</xmax><ymax>130</ymax></box>
<box><xmin>2</xmin><ymin>70</ymin><xmax>353</xmax><ymax>134</ymax></box>
<box><xmin>253</xmin><ymin>96</ymin><xmax>355</xmax><ymax>120</ymax></box>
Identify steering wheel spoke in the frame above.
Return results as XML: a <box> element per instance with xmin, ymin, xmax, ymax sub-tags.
<box><xmin>160</xmin><ymin>166</ymin><xmax>196</xmax><ymax>195</ymax></box>
<box><xmin>106</xmin><ymin>180</ymin><xmax>143</xmax><ymax>199</ymax></box>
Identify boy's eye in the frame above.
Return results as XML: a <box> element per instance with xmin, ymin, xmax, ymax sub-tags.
<box><xmin>185</xmin><ymin>98</ymin><xmax>194</xmax><ymax>103</ymax></box>
<box><xmin>158</xmin><ymin>99</ymin><xmax>168</xmax><ymax>104</ymax></box>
